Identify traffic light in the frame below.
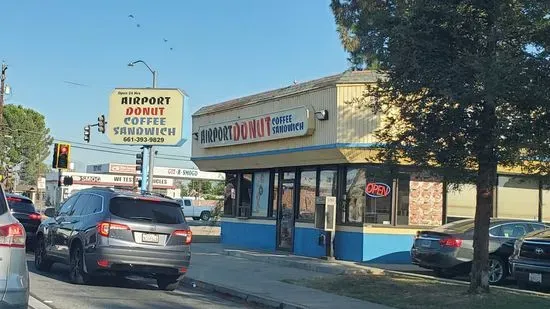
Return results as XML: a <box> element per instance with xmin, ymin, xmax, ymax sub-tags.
<box><xmin>136</xmin><ymin>150</ymin><xmax>144</xmax><ymax>172</ymax></box>
<box><xmin>98</xmin><ymin>115</ymin><xmax>106</xmax><ymax>133</ymax></box>
<box><xmin>63</xmin><ymin>176</ymin><xmax>74</xmax><ymax>186</ymax></box>
<box><xmin>84</xmin><ymin>126</ymin><xmax>91</xmax><ymax>143</ymax></box>
<box><xmin>53</xmin><ymin>143</ymin><xmax>71</xmax><ymax>169</ymax></box>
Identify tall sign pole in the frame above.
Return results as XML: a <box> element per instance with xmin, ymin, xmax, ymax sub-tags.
<box><xmin>147</xmin><ymin>71</ymin><xmax>157</xmax><ymax>192</ymax></box>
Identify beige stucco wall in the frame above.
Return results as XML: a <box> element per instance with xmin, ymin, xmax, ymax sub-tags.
<box><xmin>336</xmin><ymin>84</ymin><xmax>379</xmax><ymax>144</ymax></box>
<box><xmin>191</xmin><ymin>81</ymin><xmax>388</xmax><ymax>171</ymax></box>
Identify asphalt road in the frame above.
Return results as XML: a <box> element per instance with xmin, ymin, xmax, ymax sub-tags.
<box><xmin>27</xmin><ymin>254</ymin><xmax>259</xmax><ymax>309</ymax></box>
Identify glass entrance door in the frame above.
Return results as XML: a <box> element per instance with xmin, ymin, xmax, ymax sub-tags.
<box><xmin>276</xmin><ymin>172</ymin><xmax>295</xmax><ymax>251</ymax></box>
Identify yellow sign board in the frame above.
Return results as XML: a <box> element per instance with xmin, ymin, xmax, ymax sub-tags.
<box><xmin>108</xmin><ymin>88</ymin><xmax>185</xmax><ymax>146</ymax></box>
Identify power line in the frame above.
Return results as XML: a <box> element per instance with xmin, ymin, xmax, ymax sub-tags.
<box><xmin>69</xmin><ymin>145</ymin><xmax>192</xmax><ymax>162</ymax></box>
<box><xmin>0</xmin><ymin>125</ymin><xmax>193</xmax><ymax>160</ymax></box>
<box><xmin>61</xmin><ymin>140</ymin><xmax>192</xmax><ymax>159</ymax></box>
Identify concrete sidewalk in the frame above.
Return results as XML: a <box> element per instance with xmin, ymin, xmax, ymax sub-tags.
<box><xmin>223</xmin><ymin>246</ymin><xmax>428</xmax><ymax>275</ymax></box>
<box><xmin>186</xmin><ymin>243</ymin><xmax>396</xmax><ymax>309</ymax></box>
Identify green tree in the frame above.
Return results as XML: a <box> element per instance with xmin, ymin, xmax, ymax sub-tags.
<box><xmin>2</xmin><ymin>105</ymin><xmax>53</xmax><ymax>186</ymax></box>
<box><xmin>332</xmin><ymin>0</ymin><xmax>550</xmax><ymax>293</ymax></box>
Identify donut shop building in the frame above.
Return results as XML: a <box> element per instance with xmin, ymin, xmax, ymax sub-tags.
<box><xmin>191</xmin><ymin>70</ymin><xmax>549</xmax><ymax>263</ymax></box>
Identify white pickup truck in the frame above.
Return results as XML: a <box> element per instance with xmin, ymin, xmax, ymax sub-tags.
<box><xmin>176</xmin><ymin>197</ymin><xmax>216</xmax><ymax>221</ymax></box>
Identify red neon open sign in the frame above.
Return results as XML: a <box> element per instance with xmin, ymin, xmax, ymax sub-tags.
<box><xmin>365</xmin><ymin>182</ymin><xmax>391</xmax><ymax>198</ymax></box>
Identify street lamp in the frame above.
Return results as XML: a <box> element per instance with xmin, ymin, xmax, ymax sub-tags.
<box><xmin>128</xmin><ymin>60</ymin><xmax>157</xmax><ymax>192</ymax></box>
<box><xmin>128</xmin><ymin>60</ymin><xmax>157</xmax><ymax>88</ymax></box>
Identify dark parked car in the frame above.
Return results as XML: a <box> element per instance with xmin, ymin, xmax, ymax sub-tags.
<box><xmin>411</xmin><ymin>218</ymin><xmax>548</xmax><ymax>284</ymax></box>
<box><xmin>34</xmin><ymin>187</ymin><xmax>192</xmax><ymax>290</ymax></box>
<box><xmin>6</xmin><ymin>193</ymin><xmax>42</xmax><ymax>248</ymax></box>
<box><xmin>510</xmin><ymin>228</ymin><xmax>550</xmax><ymax>289</ymax></box>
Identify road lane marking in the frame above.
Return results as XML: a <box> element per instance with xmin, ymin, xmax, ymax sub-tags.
<box><xmin>29</xmin><ymin>295</ymin><xmax>53</xmax><ymax>309</ymax></box>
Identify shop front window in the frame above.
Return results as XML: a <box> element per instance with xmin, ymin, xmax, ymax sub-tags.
<box><xmin>298</xmin><ymin>170</ymin><xmax>317</xmax><ymax>221</ymax></box>
<box><xmin>272</xmin><ymin>172</ymin><xmax>279</xmax><ymax>218</ymax></box>
<box><xmin>446</xmin><ymin>184</ymin><xmax>476</xmax><ymax>222</ymax></box>
<box><xmin>497</xmin><ymin>176</ymin><xmax>538</xmax><ymax>220</ymax></box>
<box><xmin>344</xmin><ymin>168</ymin><xmax>366</xmax><ymax>224</ymax></box>
<box><xmin>238</xmin><ymin>174</ymin><xmax>253</xmax><ymax>217</ymax></box>
<box><xmin>319</xmin><ymin>169</ymin><xmax>337</xmax><ymax>197</ymax></box>
<box><xmin>364</xmin><ymin>171</ymin><xmax>393</xmax><ymax>225</ymax></box>
<box><xmin>224</xmin><ymin>173</ymin><xmax>238</xmax><ymax>216</ymax></box>
<box><xmin>396</xmin><ymin>174</ymin><xmax>410</xmax><ymax>225</ymax></box>
<box><xmin>251</xmin><ymin>171</ymin><xmax>270</xmax><ymax>217</ymax></box>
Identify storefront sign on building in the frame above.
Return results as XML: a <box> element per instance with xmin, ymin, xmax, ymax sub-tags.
<box><xmin>365</xmin><ymin>182</ymin><xmax>391</xmax><ymax>198</ymax></box>
<box><xmin>59</xmin><ymin>172</ymin><xmax>175</xmax><ymax>189</ymax></box>
<box><xmin>108</xmin><ymin>88</ymin><xmax>185</xmax><ymax>146</ymax></box>
<box><xmin>197</xmin><ymin>106</ymin><xmax>315</xmax><ymax>148</ymax></box>
<box><xmin>153</xmin><ymin>167</ymin><xmax>226</xmax><ymax>181</ymax></box>
<box><xmin>87</xmin><ymin>163</ymin><xmax>136</xmax><ymax>175</ymax></box>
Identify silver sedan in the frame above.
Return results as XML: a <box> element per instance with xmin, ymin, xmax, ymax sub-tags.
<box><xmin>0</xmin><ymin>186</ymin><xmax>29</xmax><ymax>309</ymax></box>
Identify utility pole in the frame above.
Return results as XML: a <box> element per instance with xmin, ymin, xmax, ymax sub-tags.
<box><xmin>0</xmin><ymin>62</ymin><xmax>7</xmax><ymax>124</ymax></box>
<box><xmin>0</xmin><ymin>63</ymin><xmax>7</xmax><ymax>187</ymax></box>
<box><xmin>147</xmin><ymin>71</ymin><xmax>157</xmax><ymax>192</ymax></box>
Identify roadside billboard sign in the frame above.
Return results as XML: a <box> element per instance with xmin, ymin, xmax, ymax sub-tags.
<box><xmin>107</xmin><ymin>88</ymin><xmax>185</xmax><ymax>146</ymax></box>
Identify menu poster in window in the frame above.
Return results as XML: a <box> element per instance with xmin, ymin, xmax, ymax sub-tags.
<box><xmin>252</xmin><ymin>172</ymin><xmax>270</xmax><ymax>216</ymax></box>
<box><xmin>408</xmin><ymin>172</ymin><xmax>443</xmax><ymax>226</ymax></box>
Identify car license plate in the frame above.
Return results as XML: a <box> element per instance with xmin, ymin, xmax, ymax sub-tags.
<box><xmin>529</xmin><ymin>273</ymin><xmax>542</xmax><ymax>283</ymax></box>
<box><xmin>142</xmin><ymin>233</ymin><xmax>159</xmax><ymax>243</ymax></box>
<box><xmin>420</xmin><ymin>239</ymin><xmax>432</xmax><ymax>248</ymax></box>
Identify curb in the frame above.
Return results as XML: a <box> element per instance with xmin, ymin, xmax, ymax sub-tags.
<box><xmin>225</xmin><ymin>250</ymin><xmax>370</xmax><ymax>275</ymax></box>
<box><xmin>224</xmin><ymin>249</ymin><xmax>550</xmax><ymax>297</ymax></box>
<box><xmin>182</xmin><ymin>277</ymin><xmax>307</xmax><ymax>309</ymax></box>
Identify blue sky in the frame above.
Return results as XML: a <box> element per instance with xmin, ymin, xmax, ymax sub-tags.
<box><xmin>0</xmin><ymin>1</ymin><xmax>348</xmax><ymax>171</ymax></box>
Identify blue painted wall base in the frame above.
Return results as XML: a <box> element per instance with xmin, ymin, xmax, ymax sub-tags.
<box><xmin>221</xmin><ymin>221</ymin><xmax>276</xmax><ymax>250</ymax></box>
<box><xmin>220</xmin><ymin>220</ymin><xmax>415</xmax><ymax>264</ymax></box>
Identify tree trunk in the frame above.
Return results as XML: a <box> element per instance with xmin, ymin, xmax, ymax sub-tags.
<box><xmin>469</xmin><ymin>159</ymin><xmax>496</xmax><ymax>293</ymax></box>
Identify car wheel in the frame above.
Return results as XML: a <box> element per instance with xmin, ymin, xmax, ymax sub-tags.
<box><xmin>69</xmin><ymin>244</ymin><xmax>90</xmax><ymax>285</ymax></box>
<box><xmin>157</xmin><ymin>275</ymin><xmax>180</xmax><ymax>291</ymax></box>
<box><xmin>488</xmin><ymin>256</ymin><xmax>506</xmax><ymax>284</ymax></box>
<box><xmin>34</xmin><ymin>236</ymin><xmax>53</xmax><ymax>271</ymax></box>
<box><xmin>200</xmin><ymin>211</ymin><xmax>211</xmax><ymax>221</ymax></box>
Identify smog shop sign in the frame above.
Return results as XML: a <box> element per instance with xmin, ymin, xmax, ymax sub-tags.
<box><xmin>108</xmin><ymin>88</ymin><xmax>185</xmax><ymax>146</ymax></box>
<box><xmin>198</xmin><ymin>106</ymin><xmax>315</xmax><ymax>148</ymax></box>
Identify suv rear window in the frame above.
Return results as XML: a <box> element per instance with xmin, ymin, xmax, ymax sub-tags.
<box><xmin>6</xmin><ymin>196</ymin><xmax>35</xmax><ymax>213</ymax></box>
<box><xmin>109</xmin><ymin>197</ymin><xmax>185</xmax><ymax>224</ymax></box>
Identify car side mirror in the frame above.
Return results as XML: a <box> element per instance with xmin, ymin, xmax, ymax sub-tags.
<box><xmin>44</xmin><ymin>207</ymin><xmax>56</xmax><ymax>218</ymax></box>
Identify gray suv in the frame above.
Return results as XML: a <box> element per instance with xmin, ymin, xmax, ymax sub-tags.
<box><xmin>35</xmin><ymin>187</ymin><xmax>192</xmax><ymax>291</ymax></box>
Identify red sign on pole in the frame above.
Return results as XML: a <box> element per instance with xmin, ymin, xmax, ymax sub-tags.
<box><xmin>365</xmin><ymin>182</ymin><xmax>391</xmax><ymax>198</ymax></box>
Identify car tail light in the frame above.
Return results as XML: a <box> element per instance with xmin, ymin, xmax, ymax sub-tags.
<box><xmin>97</xmin><ymin>259</ymin><xmax>110</xmax><ymax>268</ymax></box>
<box><xmin>173</xmin><ymin>229</ymin><xmax>192</xmax><ymax>245</ymax></box>
<box><xmin>29</xmin><ymin>213</ymin><xmax>42</xmax><ymax>221</ymax></box>
<box><xmin>439</xmin><ymin>237</ymin><xmax>463</xmax><ymax>248</ymax></box>
<box><xmin>6</xmin><ymin>197</ymin><xmax>22</xmax><ymax>202</ymax></box>
<box><xmin>97</xmin><ymin>221</ymin><xmax>130</xmax><ymax>237</ymax></box>
<box><xmin>0</xmin><ymin>222</ymin><xmax>26</xmax><ymax>248</ymax></box>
